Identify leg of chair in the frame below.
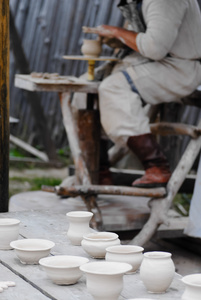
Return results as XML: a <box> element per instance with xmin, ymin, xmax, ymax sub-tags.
<box><xmin>130</xmin><ymin>119</ymin><xmax>201</xmax><ymax>246</ymax></box>
<box><xmin>59</xmin><ymin>92</ymin><xmax>103</xmax><ymax>228</ymax></box>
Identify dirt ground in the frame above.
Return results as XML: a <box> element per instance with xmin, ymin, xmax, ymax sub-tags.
<box><xmin>8</xmin><ymin>166</ymin><xmax>201</xmax><ymax>277</ymax></box>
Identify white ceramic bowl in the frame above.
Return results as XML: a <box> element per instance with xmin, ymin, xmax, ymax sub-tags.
<box><xmin>81</xmin><ymin>231</ymin><xmax>120</xmax><ymax>258</ymax></box>
<box><xmin>105</xmin><ymin>245</ymin><xmax>144</xmax><ymax>273</ymax></box>
<box><xmin>39</xmin><ymin>255</ymin><xmax>89</xmax><ymax>285</ymax></box>
<box><xmin>80</xmin><ymin>261</ymin><xmax>132</xmax><ymax>300</ymax></box>
<box><xmin>0</xmin><ymin>218</ymin><xmax>20</xmax><ymax>250</ymax></box>
<box><xmin>10</xmin><ymin>238</ymin><xmax>55</xmax><ymax>264</ymax></box>
<box><xmin>181</xmin><ymin>273</ymin><xmax>201</xmax><ymax>300</ymax></box>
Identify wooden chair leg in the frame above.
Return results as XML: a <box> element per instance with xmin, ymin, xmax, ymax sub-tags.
<box><xmin>130</xmin><ymin>119</ymin><xmax>201</xmax><ymax>246</ymax></box>
<box><xmin>59</xmin><ymin>92</ymin><xmax>103</xmax><ymax>229</ymax></box>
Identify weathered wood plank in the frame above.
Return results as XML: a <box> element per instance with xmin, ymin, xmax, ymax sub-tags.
<box><xmin>15</xmin><ymin>74</ymin><xmax>100</xmax><ymax>93</ymax></box>
<box><xmin>150</xmin><ymin>122</ymin><xmax>201</xmax><ymax>138</ymax></box>
<box><xmin>0</xmin><ymin>264</ymin><xmax>50</xmax><ymax>300</ymax></box>
<box><xmin>10</xmin><ymin>134</ymin><xmax>49</xmax><ymax>162</ymax></box>
<box><xmin>0</xmin><ymin>211</ymin><xmax>185</xmax><ymax>300</ymax></box>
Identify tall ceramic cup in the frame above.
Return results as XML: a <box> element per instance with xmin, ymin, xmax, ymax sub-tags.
<box><xmin>66</xmin><ymin>211</ymin><xmax>93</xmax><ymax>245</ymax></box>
<box><xmin>0</xmin><ymin>218</ymin><xmax>20</xmax><ymax>249</ymax></box>
<box><xmin>140</xmin><ymin>251</ymin><xmax>175</xmax><ymax>293</ymax></box>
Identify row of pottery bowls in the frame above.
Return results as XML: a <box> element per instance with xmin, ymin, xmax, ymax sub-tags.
<box><xmin>66</xmin><ymin>211</ymin><xmax>176</xmax><ymax>298</ymax></box>
<box><xmin>1</xmin><ymin>214</ymin><xmax>201</xmax><ymax>300</ymax></box>
<box><xmin>66</xmin><ymin>211</ymin><xmax>201</xmax><ymax>299</ymax></box>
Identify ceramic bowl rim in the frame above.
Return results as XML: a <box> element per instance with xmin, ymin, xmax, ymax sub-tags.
<box><xmin>83</xmin><ymin>231</ymin><xmax>119</xmax><ymax>241</ymax></box>
<box><xmin>0</xmin><ymin>218</ymin><xmax>20</xmax><ymax>226</ymax></box>
<box><xmin>66</xmin><ymin>211</ymin><xmax>93</xmax><ymax>218</ymax></box>
<box><xmin>39</xmin><ymin>255</ymin><xmax>89</xmax><ymax>269</ymax></box>
<box><xmin>181</xmin><ymin>273</ymin><xmax>201</xmax><ymax>287</ymax></box>
<box><xmin>106</xmin><ymin>245</ymin><xmax>144</xmax><ymax>254</ymax></box>
<box><xmin>143</xmin><ymin>251</ymin><xmax>172</xmax><ymax>259</ymax></box>
<box><xmin>80</xmin><ymin>261</ymin><xmax>132</xmax><ymax>275</ymax></box>
<box><xmin>10</xmin><ymin>238</ymin><xmax>55</xmax><ymax>251</ymax></box>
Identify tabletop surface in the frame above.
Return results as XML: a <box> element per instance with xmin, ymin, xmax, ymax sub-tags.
<box><xmin>63</xmin><ymin>55</ymin><xmax>120</xmax><ymax>61</ymax></box>
<box><xmin>15</xmin><ymin>74</ymin><xmax>100</xmax><ymax>93</ymax></box>
<box><xmin>0</xmin><ymin>210</ymin><xmax>185</xmax><ymax>300</ymax></box>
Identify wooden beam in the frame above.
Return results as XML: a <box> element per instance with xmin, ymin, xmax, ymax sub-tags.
<box><xmin>150</xmin><ymin>122</ymin><xmax>201</xmax><ymax>138</ymax></box>
<box><xmin>54</xmin><ymin>184</ymin><xmax>167</xmax><ymax>198</ymax></box>
<box><xmin>0</xmin><ymin>0</ymin><xmax>9</xmax><ymax>212</ymax></box>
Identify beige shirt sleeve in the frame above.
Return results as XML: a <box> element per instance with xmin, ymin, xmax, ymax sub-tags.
<box><xmin>136</xmin><ymin>0</ymin><xmax>188</xmax><ymax>60</ymax></box>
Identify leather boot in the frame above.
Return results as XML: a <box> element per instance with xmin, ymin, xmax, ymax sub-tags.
<box><xmin>127</xmin><ymin>133</ymin><xmax>171</xmax><ymax>188</ymax></box>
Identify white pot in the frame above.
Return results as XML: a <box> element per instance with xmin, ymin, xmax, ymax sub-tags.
<box><xmin>81</xmin><ymin>39</ymin><xmax>102</xmax><ymax>57</ymax></box>
<box><xmin>0</xmin><ymin>218</ymin><xmax>20</xmax><ymax>250</ymax></box>
<box><xmin>181</xmin><ymin>273</ymin><xmax>201</xmax><ymax>300</ymax></box>
<box><xmin>105</xmin><ymin>245</ymin><xmax>144</xmax><ymax>274</ymax></box>
<box><xmin>66</xmin><ymin>211</ymin><xmax>93</xmax><ymax>246</ymax></box>
<box><xmin>80</xmin><ymin>261</ymin><xmax>132</xmax><ymax>300</ymax></box>
<box><xmin>140</xmin><ymin>251</ymin><xmax>175</xmax><ymax>293</ymax></box>
<box><xmin>39</xmin><ymin>255</ymin><xmax>89</xmax><ymax>285</ymax></box>
<box><xmin>81</xmin><ymin>232</ymin><xmax>120</xmax><ymax>258</ymax></box>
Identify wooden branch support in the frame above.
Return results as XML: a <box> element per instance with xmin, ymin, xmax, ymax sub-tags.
<box><xmin>150</xmin><ymin>122</ymin><xmax>201</xmax><ymax>138</ymax></box>
<box><xmin>131</xmin><ymin>119</ymin><xmax>201</xmax><ymax>246</ymax></box>
<box><xmin>10</xmin><ymin>134</ymin><xmax>49</xmax><ymax>162</ymax></box>
<box><xmin>54</xmin><ymin>184</ymin><xmax>166</xmax><ymax>198</ymax></box>
<box><xmin>60</xmin><ymin>92</ymin><xmax>103</xmax><ymax>228</ymax></box>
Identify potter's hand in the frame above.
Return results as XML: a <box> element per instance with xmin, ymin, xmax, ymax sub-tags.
<box><xmin>96</xmin><ymin>25</ymin><xmax>120</xmax><ymax>39</ymax></box>
<box><xmin>96</xmin><ymin>25</ymin><xmax>125</xmax><ymax>49</ymax></box>
<box><xmin>100</xmin><ymin>37</ymin><xmax>126</xmax><ymax>49</ymax></box>
<box><xmin>97</xmin><ymin>25</ymin><xmax>139</xmax><ymax>53</ymax></box>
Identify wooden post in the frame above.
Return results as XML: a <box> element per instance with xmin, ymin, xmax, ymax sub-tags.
<box><xmin>0</xmin><ymin>0</ymin><xmax>9</xmax><ymax>212</ymax></box>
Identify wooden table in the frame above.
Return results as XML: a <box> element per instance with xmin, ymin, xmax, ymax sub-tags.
<box><xmin>14</xmin><ymin>74</ymin><xmax>167</xmax><ymax>231</ymax></box>
<box><xmin>0</xmin><ymin>210</ymin><xmax>185</xmax><ymax>300</ymax></box>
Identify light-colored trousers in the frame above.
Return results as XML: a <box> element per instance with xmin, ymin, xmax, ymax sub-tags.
<box><xmin>72</xmin><ymin>57</ymin><xmax>151</xmax><ymax>148</ymax></box>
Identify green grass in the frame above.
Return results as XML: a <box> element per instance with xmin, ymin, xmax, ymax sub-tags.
<box><xmin>9</xmin><ymin>176</ymin><xmax>62</xmax><ymax>198</ymax></box>
<box><xmin>173</xmin><ymin>193</ymin><xmax>192</xmax><ymax>216</ymax></box>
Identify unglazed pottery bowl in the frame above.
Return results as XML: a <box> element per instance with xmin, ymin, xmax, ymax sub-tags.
<box><xmin>39</xmin><ymin>255</ymin><xmax>89</xmax><ymax>285</ymax></box>
<box><xmin>0</xmin><ymin>218</ymin><xmax>20</xmax><ymax>250</ymax></box>
<box><xmin>66</xmin><ymin>211</ymin><xmax>93</xmax><ymax>246</ymax></box>
<box><xmin>80</xmin><ymin>261</ymin><xmax>132</xmax><ymax>300</ymax></box>
<box><xmin>181</xmin><ymin>273</ymin><xmax>201</xmax><ymax>300</ymax></box>
<box><xmin>81</xmin><ymin>231</ymin><xmax>120</xmax><ymax>258</ymax></box>
<box><xmin>81</xmin><ymin>39</ymin><xmax>102</xmax><ymax>57</ymax></box>
<box><xmin>10</xmin><ymin>238</ymin><xmax>55</xmax><ymax>264</ymax></box>
<box><xmin>105</xmin><ymin>245</ymin><xmax>144</xmax><ymax>273</ymax></box>
<box><xmin>140</xmin><ymin>251</ymin><xmax>175</xmax><ymax>293</ymax></box>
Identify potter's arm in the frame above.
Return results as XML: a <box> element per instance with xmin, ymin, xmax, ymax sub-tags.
<box><xmin>96</xmin><ymin>25</ymin><xmax>139</xmax><ymax>52</ymax></box>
